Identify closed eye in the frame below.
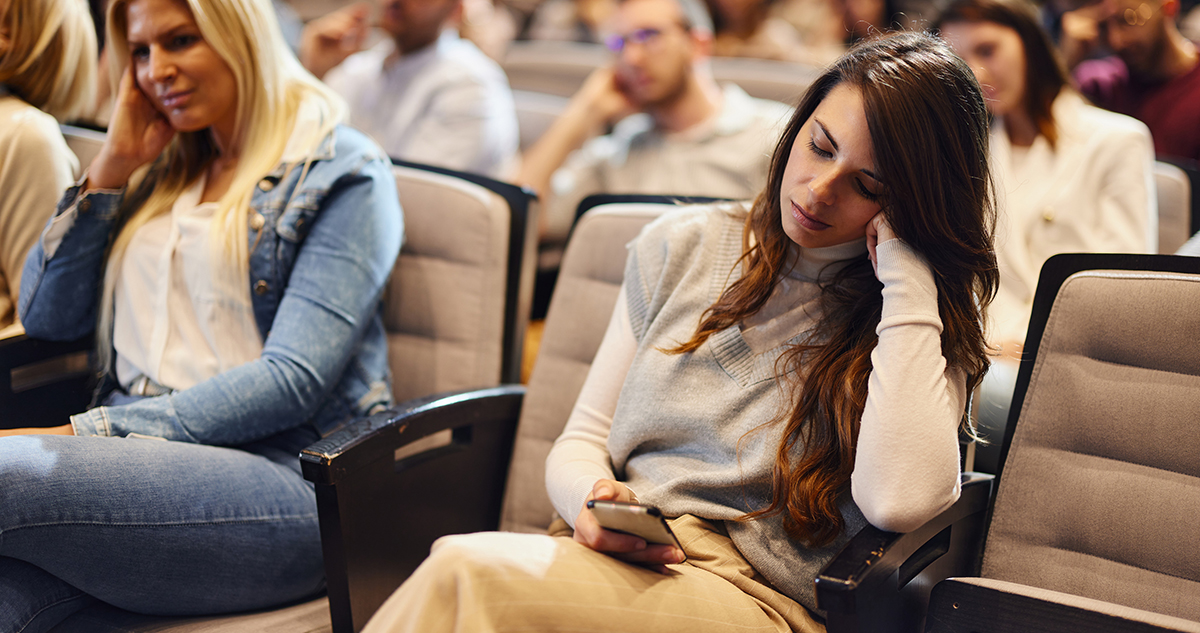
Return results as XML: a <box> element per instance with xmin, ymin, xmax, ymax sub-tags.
<box><xmin>855</xmin><ymin>179</ymin><xmax>881</xmax><ymax>202</ymax></box>
<box><xmin>168</xmin><ymin>34</ymin><xmax>199</xmax><ymax>50</ymax></box>
<box><xmin>807</xmin><ymin>139</ymin><xmax>832</xmax><ymax>159</ymax></box>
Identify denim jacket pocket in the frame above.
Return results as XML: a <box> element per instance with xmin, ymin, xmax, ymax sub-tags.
<box><xmin>275</xmin><ymin>190</ymin><xmax>323</xmax><ymax>243</ymax></box>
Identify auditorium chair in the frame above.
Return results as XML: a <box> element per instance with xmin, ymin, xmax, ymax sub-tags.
<box><xmin>923</xmin><ymin>253</ymin><xmax>1200</xmax><ymax>633</ymax></box>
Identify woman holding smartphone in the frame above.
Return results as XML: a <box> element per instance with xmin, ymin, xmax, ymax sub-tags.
<box><xmin>365</xmin><ymin>31</ymin><xmax>996</xmax><ymax>632</ymax></box>
<box><xmin>0</xmin><ymin>0</ymin><xmax>401</xmax><ymax>628</ymax></box>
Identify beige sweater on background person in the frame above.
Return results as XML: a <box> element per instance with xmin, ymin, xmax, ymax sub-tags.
<box><xmin>0</xmin><ymin>92</ymin><xmax>79</xmax><ymax>338</ymax></box>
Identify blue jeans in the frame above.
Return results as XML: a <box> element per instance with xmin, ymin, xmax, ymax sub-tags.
<box><xmin>0</xmin><ymin>428</ymin><xmax>324</xmax><ymax>633</ymax></box>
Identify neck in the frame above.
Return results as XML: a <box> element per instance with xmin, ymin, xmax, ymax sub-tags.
<box><xmin>1158</xmin><ymin>30</ymin><xmax>1199</xmax><ymax>79</ymax></box>
<box><xmin>393</xmin><ymin>28</ymin><xmax>444</xmax><ymax>58</ymax></box>
<box><xmin>1002</xmin><ymin>106</ymin><xmax>1039</xmax><ymax>148</ymax></box>
<box><xmin>648</xmin><ymin>70</ymin><xmax>723</xmax><ymax>134</ymax></box>
<box><xmin>210</xmin><ymin>123</ymin><xmax>239</xmax><ymax>160</ymax></box>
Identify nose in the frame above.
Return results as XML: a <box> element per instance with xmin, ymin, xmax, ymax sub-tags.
<box><xmin>146</xmin><ymin>47</ymin><xmax>176</xmax><ymax>83</ymax></box>
<box><xmin>619</xmin><ymin>42</ymin><xmax>648</xmax><ymax>67</ymax></box>
<box><xmin>808</xmin><ymin>165</ymin><xmax>838</xmax><ymax>206</ymax></box>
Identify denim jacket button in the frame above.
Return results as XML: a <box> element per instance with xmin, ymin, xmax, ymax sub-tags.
<box><xmin>258</xmin><ymin>179</ymin><xmax>275</xmax><ymax>192</ymax></box>
<box><xmin>79</xmin><ymin>198</ymin><xmax>91</xmax><ymax>213</ymax></box>
<box><xmin>249</xmin><ymin>213</ymin><xmax>265</xmax><ymax>230</ymax></box>
<box><xmin>254</xmin><ymin>280</ymin><xmax>269</xmax><ymax>295</ymax></box>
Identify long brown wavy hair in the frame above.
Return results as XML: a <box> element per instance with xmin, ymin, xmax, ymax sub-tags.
<box><xmin>669</xmin><ymin>32</ymin><xmax>998</xmax><ymax>547</ymax></box>
<box><xmin>934</xmin><ymin>0</ymin><xmax>1071</xmax><ymax>147</ymax></box>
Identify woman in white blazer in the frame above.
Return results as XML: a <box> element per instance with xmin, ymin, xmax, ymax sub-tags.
<box><xmin>937</xmin><ymin>0</ymin><xmax>1156</xmax><ymax>442</ymax></box>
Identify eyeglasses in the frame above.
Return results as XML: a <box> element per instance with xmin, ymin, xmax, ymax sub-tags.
<box><xmin>603</xmin><ymin>24</ymin><xmax>686</xmax><ymax>53</ymax></box>
<box><xmin>1103</xmin><ymin>2</ymin><xmax>1157</xmax><ymax>27</ymax></box>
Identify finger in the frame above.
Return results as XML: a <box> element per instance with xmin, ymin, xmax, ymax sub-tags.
<box><xmin>609</xmin><ymin>544</ymin><xmax>686</xmax><ymax>566</ymax></box>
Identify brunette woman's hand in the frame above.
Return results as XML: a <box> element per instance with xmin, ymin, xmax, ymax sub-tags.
<box><xmin>573</xmin><ymin>479</ymin><xmax>684</xmax><ymax>573</ymax></box>
<box><xmin>865</xmin><ymin>211</ymin><xmax>896</xmax><ymax>278</ymax></box>
<box><xmin>88</xmin><ymin>66</ymin><xmax>175</xmax><ymax>191</ymax></box>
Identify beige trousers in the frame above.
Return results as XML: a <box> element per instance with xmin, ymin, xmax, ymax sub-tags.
<box><xmin>363</xmin><ymin>515</ymin><xmax>825</xmax><ymax>633</ymax></box>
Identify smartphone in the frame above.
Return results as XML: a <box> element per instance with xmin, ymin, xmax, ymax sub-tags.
<box><xmin>586</xmin><ymin>500</ymin><xmax>685</xmax><ymax>556</ymax></box>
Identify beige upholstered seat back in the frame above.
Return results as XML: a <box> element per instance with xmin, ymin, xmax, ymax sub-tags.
<box><xmin>385</xmin><ymin>165</ymin><xmax>514</xmax><ymax>403</ymax></box>
<box><xmin>60</xmin><ymin>124</ymin><xmax>105</xmax><ymax>174</ymax></box>
<box><xmin>499</xmin><ymin>203</ymin><xmax>670</xmax><ymax>533</ymax></box>
<box><xmin>982</xmin><ymin>267</ymin><xmax>1200</xmax><ymax>621</ymax></box>
<box><xmin>1156</xmin><ymin>161</ymin><xmax>1192</xmax><ymax>254</ymax></box>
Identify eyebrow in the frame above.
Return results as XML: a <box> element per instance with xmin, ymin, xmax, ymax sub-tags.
<box><xmin>128</xmin><ymin>23</ymin><xmax>193</xmax><ymax>45</ymax></box>
<box><xmin>814</xmin><ymin>118</ymin><xmax>883</xmax><ymax>184</ymax></box>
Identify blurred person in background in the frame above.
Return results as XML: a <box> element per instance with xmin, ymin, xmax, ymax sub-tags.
<box><xmin>460</xmin><ymin>0</ymin><xmax>521</xmax><ymax>59</ymax></box>
<box><xmin>518</xmin><ymin>0</ymin><xmax>789</xmax><ymax>244</ymax></box>
<box><xmin>0</xmin><ymin>0</ymin><xmax>96</xmax><ymax>337</ymax></box>
<box><xmin>523</xmin><ymin>0</ymin><xmax>616</xmax><ymax>42</ymax></box>
<box><xmin>705</xmin><ymin>0</ymin><xmax>842</xmax><ymax>63</ymax></box>
<box><xmin>937</xmin><ymin>0</ymin><xmax>1155</xmax><ymax>443</ymax></box>
<box><xmin>300</xmin><ymin>0</ymin><xmax>518</xmax><ymax>177</ymax></box>
<box><xmin>1064</xmin><ymin>0</ymin><xmax>1200</xmax><ymax>163</ymax></box>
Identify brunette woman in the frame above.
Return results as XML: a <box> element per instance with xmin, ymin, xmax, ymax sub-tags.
<box><xmin>366</xmin><ymin>31</ymin><xmax>995</xmax><ymax>633</ymax></box>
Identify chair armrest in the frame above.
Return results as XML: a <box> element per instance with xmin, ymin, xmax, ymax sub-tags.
<box><xmin>926</xmin><ymin>577</ymin><xmax>1200</xmax><ymax>633</ymax></box>
<box><xmin>300</xmin><ymin>385</ymin><xmax>526</xmax><ymax>633</ymax></box>
<box><xmin>0</xmin><ymin>334</ymin><xmax>94</xmax><ymax>428</ymax></box>
<box><xmin>816</xmin><ymin>472</ymin><xmax>995</xmax><ymax>633</ymax></box>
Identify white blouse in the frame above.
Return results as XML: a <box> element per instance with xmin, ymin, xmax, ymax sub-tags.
<box><xmin>113</xmin><ymin>175</ymin><xmax>262</xmax><ymax>392</ymax></box>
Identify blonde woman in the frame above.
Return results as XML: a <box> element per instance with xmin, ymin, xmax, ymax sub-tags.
<box><xmin>0</xmin><ymin>0</ymin><xmax>96</xmax><ymax>337</ymax></box>
<box><xmin>0</xmin><ymin>0</ymin><xmax>402</xmax><ymax>628</ymax></box>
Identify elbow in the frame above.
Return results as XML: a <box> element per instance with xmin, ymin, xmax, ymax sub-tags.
<box><xmin>853</xmin><ymin>482</ymin><xmax>960</xmax><ymax>534</ymax></box>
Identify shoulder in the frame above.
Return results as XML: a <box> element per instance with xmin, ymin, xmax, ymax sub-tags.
<box><xmin>1056</xmin><ymin>92</ymin><xmax>1151</xmax><ymax>150</ymax></box>
<box><xmin>0</xmin><ymin>97</ymin><xmax>76</xmax><ymax>177</ymax></box>
<box><xmin>631</xmin><ymin>203</ymin><xmax>747</xmax><ymax>276</ymax></box>
<box><xmin>0</xmin><ymin>98</ymin><xmax>67</xmax><ymax>152</ymax></box>
<box><xmin>326</xmin><ymin>42</ymin><xmax>390</xmax><ymax>89</ymax></box>
<box><xmin>717</xmin><ymin>84</ymin><xmax>792</xmax><ymax>137</ymax></box>
<box><xmin>281</xmin><ymin>125</ymin><xmax>393</xmax><ymax>198</ymax></box>
<box><xmin>432</xmin><ymin>36</ymin><xmax>512</xmax><ymax>89</ymax></box>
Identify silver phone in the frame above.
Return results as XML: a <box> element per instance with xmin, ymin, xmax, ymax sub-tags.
<box><xmin>586</xmin><ymin>500</ymin><xmax>685</xmax><ymax>555</ymax></box>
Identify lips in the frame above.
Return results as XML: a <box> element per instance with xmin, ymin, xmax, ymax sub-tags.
<box><xmin>159</xmin><ymin>90</ymin><xmax>192</xmax><ymax>109</ymax></box>
<box><xmin>792</xmin><ymin>201</ymin><xmax>830</xmax><ymax>231</ymax></box>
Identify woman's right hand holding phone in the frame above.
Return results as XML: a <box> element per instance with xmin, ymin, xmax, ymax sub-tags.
<box><xmin>573</xmin><ymin>478</ymin><xmax>685</xmax><ymax>573</ymax></box>
<box><xmin>87</xmin><ymin>66</ymin><xmax>175</xmax><ymax>191</ymax></box>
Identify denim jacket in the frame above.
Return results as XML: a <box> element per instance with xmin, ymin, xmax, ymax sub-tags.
<box><xmin>19</xmin><ymin>125</ymin><xmax>403</xmax><ymax>445</ymax></box>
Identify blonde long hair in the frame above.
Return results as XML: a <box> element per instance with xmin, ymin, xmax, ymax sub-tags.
<box><xmin>97</xmin><ymin>0</ymin><xmax>346</xmax><ymax>370</ymax></box>
<box><xmin>0</xmin><ymin>0</ymin><xmax>97</xmax><ymax>120</ymax></box>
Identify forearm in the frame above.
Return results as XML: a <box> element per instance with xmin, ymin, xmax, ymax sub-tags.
<box><xmin>70</xmin><ymin>314</ymin><xmax>371</xmax><ymax>445</ymax></box>
<box><xmin>516</xmin><ymin>98</ymin><xmax>608</xmax><ymax>201</ymax></box>
<box><xmin>852</xmin><ymin>239</ymin><xmax>966</xmax><ymax>533</ymax></box>
<box><xmin>19</xmin><ymin>184</ymin><xmax>123</xmax><ymax>339</ymax></box>
<box><xmin>546</xmin><ymin>289</ymin><xmax>637</xmax><ymax>526</ymax></box>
